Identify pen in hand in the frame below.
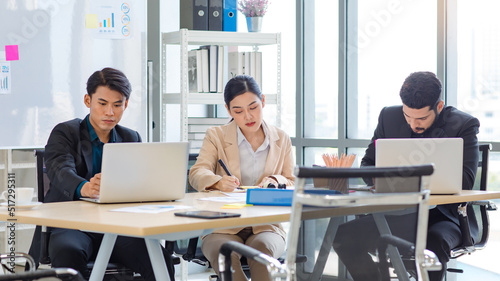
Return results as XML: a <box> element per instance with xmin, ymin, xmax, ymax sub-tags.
<box><xmin>218</xmin><ymin>159</ymin><xmax>243</xmax><ymax>190</ymax></box>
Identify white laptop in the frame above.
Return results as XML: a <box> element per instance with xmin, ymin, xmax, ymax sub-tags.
<box><xmin>82</xmin><ymin>142</ymin><xmax>189</xmax><ymax>203</ymax></box>
<box><xmin>375</xmin><ymin>138</ymin><xmax>463</xmax><ymax>194</ymax></box>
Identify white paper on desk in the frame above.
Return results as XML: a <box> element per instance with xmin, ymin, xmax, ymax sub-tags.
<box><xmin>198</xmin><ymin>193</ymin><xmax>247</xmax><ymax>203</ymax></box>
<box><xmin>110</xmin><ymin>205</ymin><xmax>192</xmax><ymax>214</ymax></box>
<box><xmin>221</xmin><ymin>192</ymin><xmax>247</xmax><ymax>198</ymax></box>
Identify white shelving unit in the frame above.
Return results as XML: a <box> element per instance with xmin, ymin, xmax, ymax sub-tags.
<box><xmin>0</xmin><ymin>147</ymin><xmax>39</xmax><ymax>254</ymax></box>
<box><xmin>161</xmin><ymin>29</ymin><xmax>281</xmax><ymax>142</ymax></box>
<box><xmin>0</xmin><ymin>147</ymin><xmax>38</xmax><ymax>191</ymax></box>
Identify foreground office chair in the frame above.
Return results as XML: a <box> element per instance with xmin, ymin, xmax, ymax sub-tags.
<box><xmin>218</xmin><ymin>165</ymin><xmax>440</xmax><ymax>281</ymax></box>
<box><xmin>29</xmin><ymin>149</ymin><xmax>178</xmax><ymax>280</ymax></box>
<box><xmin>447</xmin><ymin>144</ymin><xmax>498</xmax><ymax>274</ymax></box>
<box><xmin>175</xmin><ymin>154</ymin><xmax>306</xmax><ymax>281</ymax></box>
<box><xmin>0</xmin><ymin>252</ymin><xmax>84</xmax><ymax>281</ymax></box>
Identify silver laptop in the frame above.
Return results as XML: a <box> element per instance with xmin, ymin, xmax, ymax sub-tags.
<box><xmin>82</xmin><ymin>142</ymin><xmax>189</xmax><ymax>203</ymax></box>
<box><xmin>375</xmin><ymin>138</ymin><xmax>463</xmax><ymax>194</ymax></box>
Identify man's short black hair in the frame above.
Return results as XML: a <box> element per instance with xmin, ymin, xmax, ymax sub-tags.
<box><xmin>399</xmin><ymin>71</ymin><xmax>442</xmax><ymax>109</ymax></box>
<box><xmin>86</xmin><ymin>67</ymin><xmax>131</xmax><ymax>100</ymax></box>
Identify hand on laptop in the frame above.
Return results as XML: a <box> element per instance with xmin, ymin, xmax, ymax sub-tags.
<box><xmin>213</xmin><ymin>175</ymin><xmax>240</xmax><ymax>192</ymax></box>
<box><xmin>81</xmin><ymin>173</ymin><xmax>101</xmax><ymax>198</ymax></box>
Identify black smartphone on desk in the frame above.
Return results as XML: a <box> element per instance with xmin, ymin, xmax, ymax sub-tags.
<box><xmin>174</xmin><ymin>210</ymin><xmax>241</xmax><ymax>219</ymax></box>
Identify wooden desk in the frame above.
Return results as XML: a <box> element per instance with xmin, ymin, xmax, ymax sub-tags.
<box><xmin>0</xmin><ymin>192</ymin><xmax>292</xmax><ymax>281</ymax></box>
<box><xmin>429</xmin><ymin>190</ymin><xmax>500</xmax><ymax>205</ymax></box>
<box><xmin>1</xmin><ymin>190</ymin><xmax>499</xmax><ymax>281</ymax></box>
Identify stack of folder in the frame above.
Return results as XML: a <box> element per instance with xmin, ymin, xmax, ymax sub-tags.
<box><xmin>180</xmin><ymin>0</ymin><xmax>237</xmax><ymax>32</ymax></box>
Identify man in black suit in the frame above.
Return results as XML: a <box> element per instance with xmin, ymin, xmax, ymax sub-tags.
<box><xmin>333</xmin><ymin>71</ymin><xmax>480</xmax><ymax>281</ymax></box>
<box><xmin>41</xmin><ymin>68</ymin><xmax>173</xmax><ymax>280</ymax></box>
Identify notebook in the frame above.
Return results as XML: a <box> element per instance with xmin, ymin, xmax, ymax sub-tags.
<box><xmin>82</xmin><ymin>142</ymin><xmax>189</xmax><ymax>203</ymax></box>
<box><xmin>375</xmin><ymin>138</ymin><xmax>463</xmax><ymax>194</ymax></box>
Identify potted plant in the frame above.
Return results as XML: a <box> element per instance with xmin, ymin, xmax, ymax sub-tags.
<box><xmin>237</xmin><ymin>0</ymin><xmax>270</xmax><ymax>32</ymax></box>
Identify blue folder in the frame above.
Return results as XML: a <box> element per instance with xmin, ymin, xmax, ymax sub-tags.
<box><xmin>223</xmin><ymin>0</ymin><xmax>237</xmax><ymax>32</ymax></box>
<box><xmin>246</xmin><ymin>188</ymin><xmax>342</xmax><ymax>206</ymax></box>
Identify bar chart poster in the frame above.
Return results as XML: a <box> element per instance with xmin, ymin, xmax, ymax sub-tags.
<box><xmin>90</xmin><ymin>0</ymin><xmax>133</xmax><ymax>39</ymax></box>
<box><xmin>0</xmin><ymin>62</ymin><xmax>11</xmax><ymax>94</ymax></box>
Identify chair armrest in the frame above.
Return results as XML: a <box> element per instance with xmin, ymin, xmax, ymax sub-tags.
<box><xmin>457</xmin><ymin>203</ymin><xmax>474</xmax><ymax>248</ymax></box>
<box><xmin>471</xmin><ymin>200</ymin><xmax>498</xmax><ymax>211</ymax></box>
<box><xmin>219</xmin><ymin>241</ymin><xmax>286</xmax><ymax>281</ymax></box>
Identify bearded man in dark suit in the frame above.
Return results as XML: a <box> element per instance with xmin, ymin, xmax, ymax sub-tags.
<box><xmin>333</xmin><ymin>71</ymin><xmax>480</xmax><ymax>281</ymax></box>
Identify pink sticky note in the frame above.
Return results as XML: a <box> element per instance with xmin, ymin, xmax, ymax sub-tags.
<box><xmin>5</xmin><ymin>45</ymin><xmax>19</xmax><ymax>61</ymax></box>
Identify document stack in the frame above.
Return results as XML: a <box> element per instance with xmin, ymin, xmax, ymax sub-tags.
<box><xmin>188</xmin><ymin>117</ymin><xmax>231</xmax><ymax>152</ymax></box>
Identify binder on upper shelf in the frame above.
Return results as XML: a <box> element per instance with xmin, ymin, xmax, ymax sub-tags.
<box><xmin>193</xmin><ymin>0</ymin><xmax>208</xmax><ymax>30</ymax></box>
<box><xmin>223</xmin><ymin>0</ymin><xmax>237</xmax><ymax>32</ymax></box>
<box><xmin>180</xmin><ymin>0</ymin><xmax>193</xmax><ymax>30</ymax></box>
<box><xmin>208</xmin><ymin>0</ymin><xmax>223</xmax><ymax>31</ymax></box>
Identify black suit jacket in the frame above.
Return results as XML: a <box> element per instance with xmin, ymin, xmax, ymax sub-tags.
<box><xmin>361</xmin><ymin>105</ymin><xmax>480</xmax><ymax>240</ymax></box>
<box><xmin>44</xmin><ymin>117</ymin><xmax>141</xmax><ymax>203</ymax></box>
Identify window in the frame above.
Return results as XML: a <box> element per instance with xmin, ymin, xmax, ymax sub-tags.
<box><xmin>347</xmin><ymin>0</ymin><xmax>437</xmax><ymax>139</ymax></box>
<box><xmin>261</xmin><ymin>0</ymin><xmax>297</xmax><ymax>137</ymax></box>
<box><xmin>304</xmin><ymin>0</ymin><xmax>339</xmax><ymax>139</ymax></box>
<box><xmin>456</xmin><ymin>0</ymin><xmax>500</xmax><ymax>143</ymax></box>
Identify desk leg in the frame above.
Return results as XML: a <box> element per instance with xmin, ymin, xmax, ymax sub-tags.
<box><xmin>145</xmin><ymin>238</ymin><xmax>171</xmax><ymax>281</ymax></box>
<box><xmin>373</xmin><ymin>214</ymin><xmax>410</xmax><ymax>281</ymax></box>
<box><xmin>307</xmin><ymin>217</ymin><xmax>343</xmax><ymax>281</ymax></box>
<box><xmin>89</xmin><ymin>233</ymin><xmax>117</xmax><ymax>281</ymax></box>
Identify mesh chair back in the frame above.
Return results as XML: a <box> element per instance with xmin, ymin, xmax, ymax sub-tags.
<box><xmin>285</xmin><ymin>164</ymin><xmax>435</xmax><ymax>281</ymax></box>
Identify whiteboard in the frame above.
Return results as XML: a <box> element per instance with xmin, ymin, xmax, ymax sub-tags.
<box><xmin>0</xmin><ymin>0</ymin><xmax>148</xmax><ymax>147</ymax></box>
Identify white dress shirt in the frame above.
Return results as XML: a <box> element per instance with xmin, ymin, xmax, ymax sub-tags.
<box><xmin>237</xmin><ymin>123</ymin><xmax>270</xmax><ymax>186</ymax></box>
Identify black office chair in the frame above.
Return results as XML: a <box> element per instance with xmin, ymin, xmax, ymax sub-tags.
<box><xmin>29</xmin><ymin>149</ymin><xmax>179</xmax><ymax>281</ymax></box>
<box><xmin>447</xmin><ymin>144</ymin><xmax>498</xmax><ymax>274</ymax></box>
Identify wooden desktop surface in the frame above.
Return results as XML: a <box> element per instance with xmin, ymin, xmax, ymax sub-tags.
<box><xmin>1</xmin><ymin>190</ymin><xmax>499</xmax><ymax>238</ymax></box>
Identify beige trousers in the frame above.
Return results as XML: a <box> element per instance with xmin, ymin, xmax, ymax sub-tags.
<box><xmin>201</xmin><ymin>227</ymin><xmax>286</xmax><ymax>281</ymax></box>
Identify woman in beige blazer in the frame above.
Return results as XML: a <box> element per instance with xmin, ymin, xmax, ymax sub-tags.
<box><xmin>189</xmin><ymin>75</ymin><xmax>295</xmax><ymax>281</ymax></box>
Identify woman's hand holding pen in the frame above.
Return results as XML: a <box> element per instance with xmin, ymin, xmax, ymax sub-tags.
<box><xmin>214</xmin><ymin>175</ymin><xmax>240</xmax><ymax>192</ymax></box>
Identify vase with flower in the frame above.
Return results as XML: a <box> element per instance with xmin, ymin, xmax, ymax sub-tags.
<box><xmin>237</xmin><ymin>0</ymin><xmax>269</xmax><ymax>32</ymax></box>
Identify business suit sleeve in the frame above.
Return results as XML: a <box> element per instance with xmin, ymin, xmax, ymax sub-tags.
<box><xmin>361</xmin><ymin>107</ymin><xmax>389</xmax><ymax>169</ymax></box>
<box><xmin>45</xmin><ymin>122</ymin><xmax>87</xmax><ymax>201</ymax></box>
<box><xmin>458</xmin><ymin>117</ymin><xmax>480</xmax><ymax>189</ymax></box>
<box><xmin>189</xmin><ymin>127</ymin><xmax>224</xmax><ymax>191</ymax></box>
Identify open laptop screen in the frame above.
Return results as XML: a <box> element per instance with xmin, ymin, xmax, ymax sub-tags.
<box><xmin>375</xmin><ymin>138</ymin><xmax>463</xmax><ymax>194</ymax></box>
<box><xmin>83</xmin><ymin>142</ymin><xmax>189</xmax><ymax>203</ymax></box>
